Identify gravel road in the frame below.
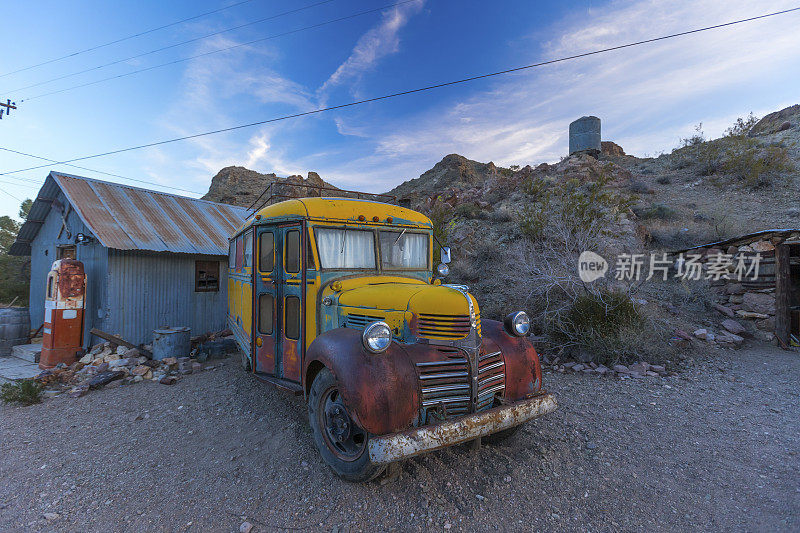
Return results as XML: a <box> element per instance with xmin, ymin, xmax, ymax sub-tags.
<box><xmin>1</xmin><ymin>344</ymin><xmax>797</xmax><ymax>532</ymax></box>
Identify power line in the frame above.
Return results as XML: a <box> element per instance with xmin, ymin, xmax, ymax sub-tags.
<box><xmin>6</xmin><ymin>0</ymin><xmax>337</xmax><ymax>95</ymax></box>
<box><xmin>0</xmin><ymin>0</ymin><xmax>257</xmax><ymax>79</ymax></box>
<box><xmin>3</xmin><ymin>6</ymin><xmax>798</xmax><ymax>176</ymax></box>
<box><xmin>0</xmin><ymin>147</ymin><xmax>205</xmax><ymax>195</ymax></box>
<box><xmin>19</xmin><ymin>0</ymin><xmax>419</xmax><ymax>102</ymax></box>
<box><xmin>0</xmin><ymin>185</ymin><xmax>23</xmax><ymax>202</ymax></box>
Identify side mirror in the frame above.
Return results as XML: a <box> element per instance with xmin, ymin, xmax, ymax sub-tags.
<box><xmin>440</xmin><ymin>247</ymin><xmax>451</xmax><ymax>264</ymax></box>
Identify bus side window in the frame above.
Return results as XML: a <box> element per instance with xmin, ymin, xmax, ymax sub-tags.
<box><xmin>228</xmin><ymin>240</ymin><xmax>235</xmax><ymax>270</ymax></box>
<box><xmin>285</xmin><ymin>296</ymin><xmax>300</xmax><ymax>340</ymax></box>
<box><xmin>243</xmin><ymin>230</ymin><xmax>253</xmax><ymax>268</ymax></box>
<box><xmin>285</xmin><ymin>230</ymin><xmax>300</xmax><ymax>273</ymax></box>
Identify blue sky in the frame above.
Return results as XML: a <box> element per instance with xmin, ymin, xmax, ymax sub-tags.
<box><xmin>0</xmin><ymin>0</ymin><xmax>798</xmax><ymax>219</ymax></box>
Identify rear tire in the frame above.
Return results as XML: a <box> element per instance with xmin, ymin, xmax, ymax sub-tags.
<box><xmin>308</xmin><ymin>368</ymin><xmax>385</xmax><ymax>482</ymax></box>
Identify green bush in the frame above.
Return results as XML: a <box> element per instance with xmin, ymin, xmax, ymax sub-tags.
<box><xmin>1</xmin><ymin>380</ymin><xmax>43</xmax><ymax>406</ymax></box>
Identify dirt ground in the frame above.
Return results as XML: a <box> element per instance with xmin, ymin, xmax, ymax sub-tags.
<box><xmin>1</xmin><ymin>344</ymin><xmax>798</xmax><ymax>532</ymax></box>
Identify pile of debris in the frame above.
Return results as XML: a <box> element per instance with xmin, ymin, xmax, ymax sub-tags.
<box><xmin>33</xmin><ymin>330</ymin><xmax>236</xmax><ymax>398</ymax></box>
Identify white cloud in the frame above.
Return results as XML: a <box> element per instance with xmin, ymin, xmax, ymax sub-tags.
<box><xmin>318</xmin><ymin>0</ymin><xmax>425</xmax><ymax>98</ymax></box>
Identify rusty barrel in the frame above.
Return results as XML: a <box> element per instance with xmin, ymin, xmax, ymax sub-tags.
<box><xmin>0</xmin><ymin>307</ymin><xmax>30</xmax><ymax>356</ymax></box>
<box><xmin>152</xmin><ymin>327</ymin><xmax>190</xmax><ymax>360</ymax></box>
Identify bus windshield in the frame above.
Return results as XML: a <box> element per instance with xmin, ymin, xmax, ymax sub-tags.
<box><xmin>315</xmin><ymin>228</ymin><xmax>376</xmax><ymax>269</ymax></box>
<box><xmin>379</xmin><ymin>231</ymin><xmax>429</xmax><ymax>269</ymax></box>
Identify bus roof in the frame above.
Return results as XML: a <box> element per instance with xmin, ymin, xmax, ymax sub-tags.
<box><xmin>236</xmin><ymin>197</ymin><xmax>432</xmax><ymax>234</ymax></box>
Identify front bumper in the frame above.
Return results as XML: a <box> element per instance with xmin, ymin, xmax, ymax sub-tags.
<box><xmin>367</xmin><ymin>392</ymin><xmax>557</xmax><ymax>464</ymax></box>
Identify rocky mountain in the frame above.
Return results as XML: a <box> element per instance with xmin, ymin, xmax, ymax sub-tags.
<box><xmin>202</xmin><ymin>166</ymin><xmax>336</xmax><ymax>208</ymax></box>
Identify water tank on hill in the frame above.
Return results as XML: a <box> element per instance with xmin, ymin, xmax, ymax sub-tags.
<box><xmin>569</xmin><ymin>116</ymin><xmax>601</xmax><ymax>154</ymax></box>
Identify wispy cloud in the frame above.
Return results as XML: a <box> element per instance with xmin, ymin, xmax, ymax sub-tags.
<box><xmin>318</xmin><ymin>0</ymin><xmax>425</xmax><ymax>99</ymax></box>
<box><xmin>322</xmin><ymin>0</ymin><xmax>800</xmax><ymax>192</ymax></box>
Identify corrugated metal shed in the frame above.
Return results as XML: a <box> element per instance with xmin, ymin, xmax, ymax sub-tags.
<box><xmin>10</xmin><ymin>172</ymin><xmax>247</xmax><ymax>256</ymax></box>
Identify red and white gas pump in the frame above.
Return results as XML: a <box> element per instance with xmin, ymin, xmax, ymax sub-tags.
<box><xmin>40</xmin><ymin>259</ymin><xmax>86</xmax><ymax>369</ymax></box>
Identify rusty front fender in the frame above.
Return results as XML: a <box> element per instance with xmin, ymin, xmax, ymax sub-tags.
<box><xmin>481</xmin><ymin>319</ymin><xmax>543</xmax><ymax>401</ymax></box>
<box><xmin>304</xmin><ymin>328</ymin><xmax>420</xmax><ymax>435</ymax></box>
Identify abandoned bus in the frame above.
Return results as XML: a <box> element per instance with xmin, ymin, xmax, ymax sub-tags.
<box><xmin>227</xmin><ymin>197</ymin><xmax>556</xmax><ymax>481</ymax></box>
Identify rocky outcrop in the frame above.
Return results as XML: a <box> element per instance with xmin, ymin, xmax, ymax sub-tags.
<box><xmin>601</xmin><ymin>141</ymin><xmax>626</xmax><ymax>157</ymax></box>
<box><xmin>202</xmin><ymin>166</ymin><xmax>335</xmax><ymax>208</ymax></box>
<box><xmin>749</xmin><ymin>104</ymin><xmax>799</xmax><ymax>136</ymax></box>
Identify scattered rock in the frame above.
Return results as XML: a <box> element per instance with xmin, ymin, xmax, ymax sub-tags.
<box><xmin>693</xmin><ymin>328</ymin><xmax>708</xmax><ymax>340</ymax></box>
<box><xmin>721</xmin><ymin>319</ymin><xmax>746</xmax><ymax>335</ymax></box>
<box><xmin>713</xmin><ymin>304</ymin><xmax>736</xmax><ymax>318</ymax></box>
<box><xmin>674</xmin><ymin>329</ymin><xmax>693</xmax><ymax>341</ymax></box>
<box><xmin>67</xmin><ymin>385</ymin><xmax>89</xmax><ymax>398</ymax></box>
<box><xmin>240</xmin><ymin>522</ymin><xmax>253</xmax><ymax>533</ymax></box>
<box><xmin>742</xmin><ymin>292</ymin><xmax>775</xmax><ymax>315</ymax></box>
<box><xmin>736</xmin><ymin>310</ymin><xmax>769</xmax><ymax>320</ymax></box>
<box><xmin>88</xmin><ymin>371</ymin><xmax>124</xmax><ymax>389</ymax></box>
<box><xmin>131</xmin><ymin>365</ymin><xmax>150</xmax><ymax>376</ymax></box>
<box><xmin>42</xmin><ymin>512</ymin><xmax>59</xmax><ymax>521</ymax></box>
<box><xmin>160</xmin><ymin>376</ymin><xmax>179</xmax><ymax>385</ymax></box>
<box><xmin>613</xmin><ymin>364</ymin><xmax>628</xmax><ymax>373</ymax></box>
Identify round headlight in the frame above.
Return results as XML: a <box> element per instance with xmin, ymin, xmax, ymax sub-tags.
<box><xmin>504</xmin><ymin>311</ymin><xmax>530</xmax><ymax>337</ymax></box>
<box><xmin>362</xmin><ymin>321</ymin><xmax>392</xmax><ymax>353</ymax></box>
<box><xmin>436</xmin><ymin>263</ymin><xmax>449</xmax><ymax>277</ymax></box>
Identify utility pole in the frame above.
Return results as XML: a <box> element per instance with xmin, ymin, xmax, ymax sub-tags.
<box><xmin>0</xmin><ymin>99</ymin><xmax>17</xmax><ymax>119</ymax></box>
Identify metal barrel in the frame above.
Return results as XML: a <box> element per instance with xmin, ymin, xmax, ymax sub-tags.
<box><xmin>0</xmin><ymin>307</ymin><xmax>30</xmax><ymax>356</ymax></box>
<box><xmin>152</xmin><ymin>326</ymin><xmax>191</xmax><ymax>361</ymax></box>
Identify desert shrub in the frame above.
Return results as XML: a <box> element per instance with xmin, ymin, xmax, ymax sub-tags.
<box><xmin>519</xmin><ymin>172</ymin><xmax>634</xmax><ymax>244</ymax></box>
<box><xmin>635</xmin><ymin>203</ymin><xmax>676</xmax><ymax>220</ymax></box>
<box><xmin>628</xmin><ymin>180</ymin><xmax>653</xmax><ymax>194</ymax></box>
<box><xmin>656</xmin><ymin>176</ymin><xmax>671</xmax><ymax>185</ymax></box>
<box><xmin>545</xmin><ymin>290</ymin><xmax>659</xmax><ymax>365</ymax></box>
<box><xmin>453</xmin><ymin>203</ymin><xmax>483</xmax><ymax>219</ymax></box>
<box><xmin>1</xmin><ymin>380</ymin><xmax>43</xmax><ymax>406</ymax></box>
<box><xmin>717</xmin><ymin>138</ymin><xmax>793</xmax><ymax>188</ymax></box>
<box><xmin>670</xmin><ymin>117</ymin><xmax>793</xmax><ymax>188</ymax></box>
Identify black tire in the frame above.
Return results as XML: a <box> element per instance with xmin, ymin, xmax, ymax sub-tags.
<box><xmin>308</xmin><ymin>368</ymin><xmax>385</xmax><ymax>482</ymax></box>
<box><xmin>240</xmin><ymin>350</ymin><xmax>251</xmax><ymax>371</ymax></box>
<box><xmin>483</xmin><ymin>423</ymin><xmax>524</xmax><ymax>444</ymax></box>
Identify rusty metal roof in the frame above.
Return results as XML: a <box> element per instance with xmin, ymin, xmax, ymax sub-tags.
<box><xmin>9</xmin><ymin>172</ymin><xmax>247</xmax><ymax>256</ymax></box>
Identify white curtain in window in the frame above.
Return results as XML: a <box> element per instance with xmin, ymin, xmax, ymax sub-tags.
<box><xmin>380</xmin><ymin>232</ymin><xmax>428</xmax><ymax>268</ymax></box>
<box><xmin>315</xmin><ymin>228</ymin><xmax>376</xmax><ymax>268</ymax></box>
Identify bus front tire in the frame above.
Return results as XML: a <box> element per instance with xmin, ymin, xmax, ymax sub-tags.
<box><xmin>308</xmin><ymin>367</ymin><xmax>385</xmax><ymax>482</ymax></box>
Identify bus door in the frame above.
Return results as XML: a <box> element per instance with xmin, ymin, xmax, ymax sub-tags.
<box><xmin>254</xmin><ymin>223</ymin><xmax>304</xmax><ymax>382</ymax></box>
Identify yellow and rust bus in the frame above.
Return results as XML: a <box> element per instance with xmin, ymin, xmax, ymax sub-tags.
<box><xmin>228</xmin><ymin>197</ymin><xmax>556</xmax><ymax>481</ymax></box>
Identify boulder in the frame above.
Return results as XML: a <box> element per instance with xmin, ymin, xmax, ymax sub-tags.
<box><xmin>725</xmin><ymin>284</ymin><xmax>745</xmax><ymax>295</ymax></box>
<box><xmin>693</xmin><ymin>328</ymin><xmax>708</xmax><ymax>340</ymax></box>
<box><xmin>721</xmin><ymin>319</ymin><xmax>746</xmax><ymax>335</ymax></box>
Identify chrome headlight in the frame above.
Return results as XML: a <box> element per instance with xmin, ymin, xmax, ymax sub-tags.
<box><xmin>436</xmin><ymin>263</ymin><xmax>449</xmax><ymax>277</ymax></box>
<box><xmin>504</xmin><ymin>311</ymin><xmax>530</xmax><ymax>337</ymax></box>
<box><xmin>362</xmin><ymin>321</ymin><xmax>392</xmax><ymax>353</ymax></box>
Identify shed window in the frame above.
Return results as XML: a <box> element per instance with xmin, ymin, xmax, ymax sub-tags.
<box><xmin>285</xmin><ymin>296</ymin><xmax>300</xmax><ymax>340</ymax></box>
<box><xmin>195</xmin><ymin>261</ymin><xmax>220</xmax><ymax>292</ymax></box>
<box><xmin>285</xmin><ymin>230</ymin><xmax>300</xmax><ymax>273</ymax></box>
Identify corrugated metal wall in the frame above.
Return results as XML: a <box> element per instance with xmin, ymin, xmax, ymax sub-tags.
<box><xmin>103</xmin><ymin>249</ymin><xmax>229</xmax><ymax>346</ymax></box>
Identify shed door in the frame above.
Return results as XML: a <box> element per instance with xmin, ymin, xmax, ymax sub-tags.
<box><xmin>254</xmin><ymin>223</ymin><xmax>304</xmax><ymax>382</ymax></box>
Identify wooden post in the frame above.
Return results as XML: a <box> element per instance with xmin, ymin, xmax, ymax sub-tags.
<box><xmin>774</xmin><ymin>244</ymin><xmax>790</xmax><ymax>349</ymax></box>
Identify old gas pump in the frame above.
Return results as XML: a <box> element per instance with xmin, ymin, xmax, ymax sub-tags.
<box><xmin>40</xmin><ymin>259</ymin><xmax>86</xmax><ymax>369</ymax></box>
